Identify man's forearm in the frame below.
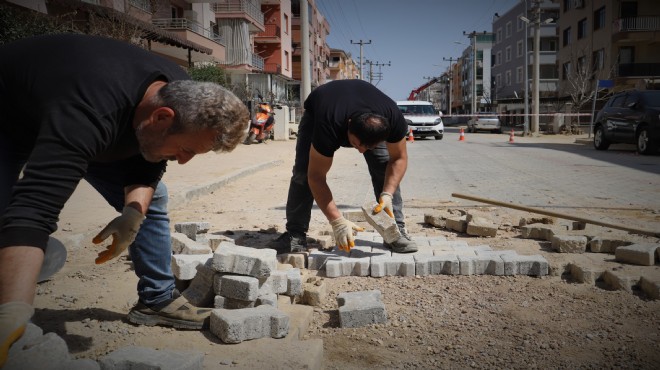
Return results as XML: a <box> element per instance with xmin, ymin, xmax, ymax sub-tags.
<box><xmin>124</xmin><ymin>184</ymin><xmax>155</xmax><ymax>214</ymax></box>
<box><xmin>383</xmin><ymin>157</ymin><xmax>407</xmax><ymax>194</ymax></box>
<box><xmin>308</xmin><ymin>176</ymin><xmax>342</xmax><ymax>222</ymax></box>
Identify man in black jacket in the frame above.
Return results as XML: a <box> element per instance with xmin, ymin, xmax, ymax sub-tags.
<box><xmin>0</xmin><ymin>34</ymin><xmax>249</xmax><ymax>366</ymax></box>
<box><xmin>269</xmin><ymin>80</ymin><xmax>418</xmax><ymax>254</ymax></box>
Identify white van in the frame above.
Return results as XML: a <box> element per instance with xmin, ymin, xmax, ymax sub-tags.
<box><xmin>395</xmin><ymin>101</ymin><xmax>444</xmax><ymax>140</ymax></box>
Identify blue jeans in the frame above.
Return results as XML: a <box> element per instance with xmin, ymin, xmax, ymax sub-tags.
<box><xmin>84</xmin><ymin>163</ymin><xmax>175</xmax><ymax>306</ymax></box>
<box><xmin>285</xmin><ymin>112</ymin><xmax>405</xmax><ymax>236</ymax></box>
<box><xmin>0</xmin><ymin>137</ymin><xmax>174</xmax><ymax>307</ymax></box>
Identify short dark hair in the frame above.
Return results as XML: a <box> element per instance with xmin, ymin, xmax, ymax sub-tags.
<box><xmin>348</xmin><ymin>113</ymin><xmax>390</xmax><ymax>147</ymax></box>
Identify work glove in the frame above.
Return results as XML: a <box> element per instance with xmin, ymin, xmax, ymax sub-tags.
<box><xmin>330</xmin><ymin>217</ymin><xmax>364</xmax><ymax>252</ymax></box>
<box><xmin>372</xmin><ymin>192</ymin><xmax>394</xmax><ymax>218</ymax></box>
<box><xmin>0</xmin><ymin>302</ymin><xmax>34</xmax><ymax>367</ymax></box>
<box><xmin>93</xmin><ymin>206</ymin><xmax>145</xmax><ymax>264</ymax></box>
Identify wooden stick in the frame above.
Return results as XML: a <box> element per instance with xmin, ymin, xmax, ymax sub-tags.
<box><xmin>451</xmin><ymin>192</ymin><xmax>660</xmax><ymax>238</ymax></box>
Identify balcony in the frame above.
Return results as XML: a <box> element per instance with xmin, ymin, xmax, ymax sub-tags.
<box><xmin>618</xmin><ymin>63</ymin><xmax>660</xmax><ymax>77</ymax></box>
<box><xmin>612</xmin><ymin>16</ymin><xmax>660</xmax><ymax>42</ymax></box>
<box><xmin>211</xmin><ymin>1</ymin><xmax>265</xmax><ymax>33</ymax></box>
<box><xmin>152</xmin><ymin>18</ymin><xmax>226</xmax><ymax>63</ymax></box>
<box><xmin>255</xmin><ymin>24</ymin><xmax>281</xmax><ymax>43</ymax></box>
<box><xmin>263</xmin><ymin>63</ymin><xmax>282</xmax><ymax>74</ymax></box>
<box><xmin>217</xmin><ymin>49</ymin><xmax>264</xmax><ymax>71</ymax></box>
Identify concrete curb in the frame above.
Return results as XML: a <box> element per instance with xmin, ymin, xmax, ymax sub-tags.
<box><xmin>169</xmin><ymin>159</ymin><xmax>283</xmax><ymax>209</ymax></box>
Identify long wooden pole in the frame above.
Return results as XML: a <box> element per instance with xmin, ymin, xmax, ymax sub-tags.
<box><xmin>451</xmin><ymin>192</ymin><xmax>660</xmax><ymax>238</ymax></box>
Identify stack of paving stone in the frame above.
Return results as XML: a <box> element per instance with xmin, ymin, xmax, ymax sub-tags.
<box><xmin>170</xmin><ymin>222</ymin><xmax>304</xmax><ymax>344</ymax></box>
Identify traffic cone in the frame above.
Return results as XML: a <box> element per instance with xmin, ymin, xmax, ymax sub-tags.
<box><xmin>459</xmin><ymin>128</ymin><xmax>465</xmax><ymax>141</ymax></box>
<box><xmin>407</xmin><ymin>128</ymin><xmax>414</xmax><ymax>143</ymax></box>
<box><xmin>509</xmin><ymin>129</ymin><xmax>515</xmax><ymax>143</ymax></box>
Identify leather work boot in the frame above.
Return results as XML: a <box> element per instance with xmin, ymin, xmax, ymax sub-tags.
<box><xmin>384</xmin><ymin>227</ymin><xmax>418</xmax><ymax>253</ymax></box>
<box><xmin>127</xmin><ymin>290</ymin><xmax>211</xmax><ymax>330</ymax></box>
<box><xmin>267</xmin><ymin>231</ymin><xmax>307</xmax><ymax>254</ymax></box>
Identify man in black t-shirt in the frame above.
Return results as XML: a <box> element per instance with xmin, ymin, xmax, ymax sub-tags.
<box><xmin>269</xmin><ymin>80</ymin><xmax>418</xmax><ymax>254</ymax></box>
<box><xmin>0</xmin><ymin>34</ymin><xmax>249</xmax><ymax>366</ymax></box>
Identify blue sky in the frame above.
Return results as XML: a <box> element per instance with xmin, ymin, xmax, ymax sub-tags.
<box><xmin>317</xmin><ymin>0</ymin><xmax>520</xmax><ymax>100</ymax></box>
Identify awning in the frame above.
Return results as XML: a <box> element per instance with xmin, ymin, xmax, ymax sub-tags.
<box><xmin>47</xmin><ymin>0</ymin><xmax>212</xmax><ymax>55</ymax></box>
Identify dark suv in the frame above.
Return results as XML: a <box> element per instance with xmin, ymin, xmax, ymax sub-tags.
<box><xmin>593</xmin><ymin>89</ymin><xmax>660</xmax><ymax>155</ymax></box>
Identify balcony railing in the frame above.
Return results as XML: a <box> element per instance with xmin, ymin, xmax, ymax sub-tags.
<box><xmin>217</xmin><ymin>49</ymin><xmax>264</xmax><ymax>70</ymax></box>
<box><xmin>128</xmin><ymin>0</ymin><xmax>151</xmax><ymax>13</ymax></box>
<box><xmin>614</xmin><ymin>16</ymin><xmax>660</xmax><ymax>32</ymax></box>
<box><xmin>618</xmin><ymin>63</ymin><xmax>660</xmax><ymax>77</ymax></box>
<box><xmin>211</xmin><ymin>1</ymin><xmax>264</xmax><ymax>26</ymax></box>
<box><xmin>152</xmin><ymin>18</ymin><xmax>225</xmax><ymax>45</ymax></box>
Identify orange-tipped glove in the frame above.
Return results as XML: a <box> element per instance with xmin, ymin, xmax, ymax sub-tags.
<box><xmin>372</xmin><ymin>192</ymin><xmax>394</xmax><ymax>218</ymax></box>
<box><xmin>0</xmin><ymin>302</ymin><xmax>34</xmax><ymax>367</ymax></box>
<box><xmin>330</xmin><ymin>217</ymin><xmax>364</xmax><ymax>252</ymax></box>
<box><xmin>93</xmin><ymin>206</ymin><xmax>145</xmax><ymax>264</ymax></box>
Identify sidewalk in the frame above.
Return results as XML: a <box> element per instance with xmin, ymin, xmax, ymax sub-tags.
<box><xmin>55</xmin><ymin>140</ymin><xmax>297</xmax><ymax>238</ymax></box>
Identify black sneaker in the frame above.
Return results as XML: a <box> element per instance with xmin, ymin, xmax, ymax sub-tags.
<box><xmin>267</xmin><ymin>231</ymin><xmax>307</xmax><ymax>254</ymax></box>
<box><xmin>384</xmin><ymin>227</ymin><xmax>418</xmax><ymax>253</ymax></box>
<box><xmin>127</xmin><ymin>290</ymin><xmax>211</xmax><ymax>330</ymax></box>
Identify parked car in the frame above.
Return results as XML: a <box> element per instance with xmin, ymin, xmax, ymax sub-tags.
<box><xmin>467</xmin><ymin>112</ymin><xmax>502</xmax><ymax>133</ymax></box>
<box><xmin>396</xmin><ymin>100</ymin><xmax>444</xmax><ymax>140</ymax></box>
<box><xmin>593</xmin><ymin>89</ymin><xmax>660</xmax><ymax>155</ymax></box>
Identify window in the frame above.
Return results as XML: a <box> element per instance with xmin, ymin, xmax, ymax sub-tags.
<box><xmin>506</xmin><ymin>22</ymin><xmax>512</xmax><ymax>38</ymax></box>
<box><xmin>577</xmin><ymin>18</ymin><xmax>587</xmax><ymax>39</ymax></box>
<box><xmin>284</xmin><ymin>50</ymin><xmax>290</xmax><ymax>71</ymax></box>
<box><xmin>610</xmin><ymin>94</ymin><xmax>626</xmax><ymax>108</ymax></box>
<box><xmin>517</xmin><ymin>14</ymin><xmax>525</xmax><ymax>31</ymax></box>
<box><xmin>594</xmin><ymin>7</ymin><xmax>605</xmax><ymax>30</ymax></box>
<box><xmin>284</xmin><ymin>14</ymin><xmax>289</xmax><ymax>34</ymax></box>
<box><xmin>562</xmin><ymin>61</ymin><xmax>572</xmax><ymax>80</ymax></box>
<box><xmin>497</xmin><ymin>28</ymin><xmax>502</xmax><ymax>44</ymax></box>
<box><xmin>517</xmin><ymin>40</ymin><xmax>523</xmax><ymax>57</ymax></box>
<box><xmin>577</xmin><ymin>56</ymin><xmax>587</xmax><ymax>74</ymax></box>
<box><xmin>496</xmin><ymin>74</ymin><xmax>502</xmax><ymax>88</ymax></box>
<box><xmin>516</xmin><ymin>67</ymin><xmax>523</xmax><ymax>83</ymax></box>
<box><xmin>563</xmin><ymin>27</ymin><xmax>572</xmax><ymax>47</ymax></box>
<box><xmin>505</xmin><ymin>70</ymin><xmax>511</xmax><ymax>86</ymax></box>
<box><xmin>592</xmin><ymin>49</ymin><xmax>604</xmax><ymax>70</ymax></box>
<box><xmin>563</xmin><ymin>0</ymin><xmax>571</xmax><ymax>12</ymax></box>
<box><xmin>496</xmin><ymin>51</ymin><xmax>502</xmax><ymax>65</ymax></box>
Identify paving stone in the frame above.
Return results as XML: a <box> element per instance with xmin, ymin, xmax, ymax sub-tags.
<box><xmin>210</xmin><ymin>306</ymin><xmax>289</xmax><ymax>344</ymax></box>
<box><xmin>337</xmin><ymin>290</ymin><xmax>387</xmax><ymax>328</ymax></box>
<box><xmin>220</xmin><ymin>275</ymin><xmax>260</xmax><ymax>301</ymax></box>
<box><xmin>615</xmin><ymin>243</ymin><xmax>659</xmax><ymax>266</ymax></box>
<box><xmin>458</xmin><ymin>255</ymin><xmax>503</xmax><ymax>275</ymax></box>
<box><xmin>466</xmin><ymin>216</ymin><xmax>498</xmax><ymax>237</ymax></box>
<box><xmin>207</xmin><ymin>234</ymin><xmax>235</xmax><ymax>252</ymax></box>
<box><xmin>302</xmin><ymin>276</ymin><xmax>327</xmax><ymax>307</ymax></box>
<box><xmin>551</xmin><ymin>234</ymin><xmax>588</xmax><ymax>253</ymax></box>
<box><xmin>174</xmin><ymin>222</ymin><xmax>211</xmax><ymax>241</ymax></box>
<box><xmin>639</xmin><ymin>276</ymin><xmax>660</xmax><ymax>299</ymax></box>
<box><xmin>361</xmin><ymin>202</ymin><xmax>401</xmax><ymax>243</ymax></box>
<box><xmin>445</xmin><ymin>215</ymin><xmax>467</xmax><ymax>233</ymax></box>
<box><xmin>370</xmin><ymin>254</ymin><xmax>415</xmax><ymax>277</ymax></box>
<box><xmin>256</xmin><ymin>293</ymin><xmax>278</xmax><ymax>307</ymax></box>
<box><xmin>602</xmin><ymin>270</ymin><xmax>639</xmax><ymax>293</ymax></box>
<box><xmin>325</xmin><ymin>255</ymin><xmax>370</xmax><ymax>277</ymax></box>
<box><xmin>99</xmin><ymin>346</ymin><xmax>203</xmax><ymax>370</ymax></box>
<box><xmin>212</xmin><ymin>242</ymin><xmax>277</xmax><ymax>278</ymax></box>
<box><xmin>569</xmin><ymin>263</ymin><xmax>605</xmax><ymax>285</ymax></box>
<box><xmin>171</xmin><ymin>253</ymin><xmax>213</xmax><ymax>281</ymax></box>
<box><xmin>308</xmin><ymin>249</ymin><xmax>341</xmax><ymax>270</ymax></box>
<box><xmin>500</xmin><ymin>254</ymin><xmax>549</xmax><ymax>276</ymax></box>
<box><xmin>181</xmin><ymin>259</ymin><xmax>216</xmax><ymax>307</ymax></box>
<box><xmin>520</xmin><ymin>223</ymin><xmax>565</xmax><ymax>241</ymax></box>
<box><xmin>258</xmin><ymin>270</ymin><xmax>288</xmax><ymax>295</ymax></box>
<box><xmin>285</xmin><ymin>268</ymin><xmax>303</xmax><ymax>296</ymax></box>
<box><xmin>414</xmin><ymin>254</ymin><xmax>459</xmax><ymax>275</ymax></box>
<box><xmin>277</xmin><ymin>252</ymin><xmax>307</xmax><ymax>269</ymax></box>
<box><xmin>589</xmin><ymin>236</ymin><xmax>634</xmax><ymax>253</ymax></box>
<box><xmin>4</xmin><ymin>331</ymin><xmax>71</xmax><ymax>370</ymax></box>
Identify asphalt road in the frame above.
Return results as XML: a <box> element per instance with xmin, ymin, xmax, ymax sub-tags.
<box><xmin>328</xmin><ymin>127</ymin><xmax>660</xmax><ymax>216</ymax></box>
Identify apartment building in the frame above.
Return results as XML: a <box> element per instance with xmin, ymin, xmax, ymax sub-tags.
<box><xmin>455</xmin><ymin>31</ymin><xmax>494</xmax><ymax>115</ymax></box>
<box><xmin>492</xmin><ymin>0</ymin><xmax>560</xmax><ymax>125</ymax></box>
<box><xmin>290</xmin><ymin>0</ymin><xmax>330</xmax><ymax>93</ymax></box>
<box><xmin>328</xmin><ymin>49</ymin><xmax>359</xmax><ymax>81</ymax></box>
<box><xmin>556</xmin><ymin>0</ymin><xmax>660</xmax><ymax>96</ymax></box>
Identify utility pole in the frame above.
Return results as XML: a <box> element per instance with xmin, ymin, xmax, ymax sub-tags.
<box><xmin>300</xmin><ymin>0</ymin><xmax>311</xmax><ymax>101</ymax></box>
<box><xmin>351</xmin><ymin>39</ymin><xmax>371</xmax><ymax>80</ymax></box>
<box><xmin>365</xmin><ymin>60</ymin><xmax>391</xmax><ymax>84</ymax></box>
<box><xmin>442</xmin><ymin>57</ymin><xmax>458</xmax><ymax>115</ymax></box>
<box><xmin>531</xmin><ymin>0</ymin><xmax>541</xmax><ymax>134</ymax></box>
<box><xmin>523</xmin><ymin>0</ymin><xmax>529</xmax><ymax>136</ymax></box>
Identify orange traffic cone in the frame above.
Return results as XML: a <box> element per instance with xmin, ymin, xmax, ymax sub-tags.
<box><xmin>459</xmin><ymin>128</ymin><xmax>465</xmax><ymax>141</ymax></box>
<box><xmin>407</xmin><ymin>128</ymin><xmax>414</xmax><ymax>143</ymax></box>
<box><xmin>509</xmin><ymin>129</ymin><xmax>515</xmax><ymax>143</ymax></box>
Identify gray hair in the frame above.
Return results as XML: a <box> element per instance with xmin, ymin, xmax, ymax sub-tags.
<box><xmin>154</xmin><ymin>80</ymin><xmax>249</xmax><ymax>152</ymax></box>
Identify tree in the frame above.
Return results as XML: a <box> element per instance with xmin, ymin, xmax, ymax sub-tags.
<box><xmin>188</xmin><ymin>64</ymin><xmax>228</xmax><ymax>87</ymax></box>
<box><xmin>0</xmin><ymin>2</ymin><xmax>73</xmax><ymax>45</ymax></box>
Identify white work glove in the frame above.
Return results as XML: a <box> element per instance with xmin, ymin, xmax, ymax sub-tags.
<box><xmin>372</xmin><ymin>192</ymin><xmax>394</xmax><ymax>218</ymax></box>
<box><xmin>93</xmin><ymin>206</ymin><xmax>145</xmax><ymax>264</ymax></box>
<box><xmin>0</xmin><ymin>302</ymin><xmax>34</xmax><ymax>367</ymax></box>
<box><xmin>330</xmin><ymin>217</ymin><xmax>365</xmax><ymax>252</ymax></box>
